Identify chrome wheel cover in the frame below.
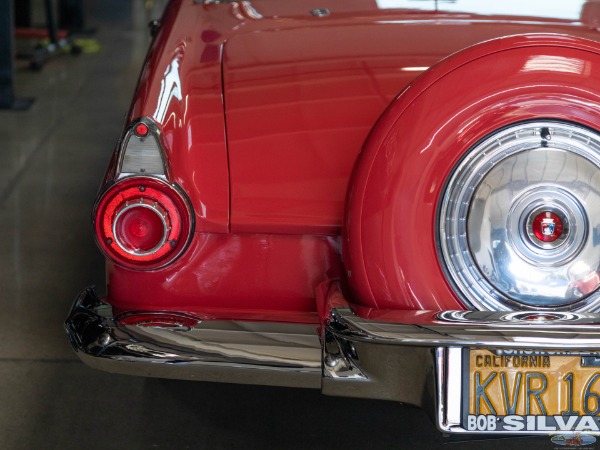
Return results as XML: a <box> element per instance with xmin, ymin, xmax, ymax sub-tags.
<box><xmin>439</xmin><ymin>121</ymin><xmax>600</xmax><ymax>311</ymax></box>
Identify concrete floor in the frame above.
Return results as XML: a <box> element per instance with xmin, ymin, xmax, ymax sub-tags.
<box><xmin>0</xmin><ymin>2</ymin><xmax>579</xmax><ymax>449</ymax></box>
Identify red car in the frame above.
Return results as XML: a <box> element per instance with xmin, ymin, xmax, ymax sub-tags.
<box><xmin>66</xmin><ymin>0</ymin><xmax>600</xmax><ymax>436</ymax></box>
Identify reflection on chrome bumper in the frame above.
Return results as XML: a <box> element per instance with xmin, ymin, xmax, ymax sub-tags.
<box><xmin>66</xmin><ymin>284</ymin><xmax>600</xmax><ymax>435</ymax></box>
<box><xmin>65</xmin><ymin>288</ymin><xmax>322</xmax><ymax>388</ymax></box>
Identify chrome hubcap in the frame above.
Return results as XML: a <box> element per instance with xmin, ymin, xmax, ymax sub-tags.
<box><xmin>439</xmin><ymin>122</ymin><xmax>600</xmax><ymax>311</ymax></box>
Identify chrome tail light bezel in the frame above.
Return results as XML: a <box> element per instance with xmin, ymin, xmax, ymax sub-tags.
<box><xmin>438</xmin><ymin>120</ymin><xmax>600</xmax><ymax>312</ymax></box>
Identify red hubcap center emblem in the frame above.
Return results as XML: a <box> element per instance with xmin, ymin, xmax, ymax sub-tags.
<box><xmin>532</xmin><ymin>211</ymin><xmax>563</xmax><ymax>242</ymax></box>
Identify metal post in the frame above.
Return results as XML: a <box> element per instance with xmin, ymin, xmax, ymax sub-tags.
<box><xmin>0</xmin><ymin>0</ymin><xmax>33</xmax><ymax>110</ymax></box>
<box><xmin>44</xmin><ymin>0</ymin><xmax>58</xmax><ymax>45</ymax></box>
<box><xmin>15</xmin><ymin>0</ymin><xmax>31</xmax><ymax>27</ymax></box>
<box><xmin>0</xmin><ymin>0</ymin><xmax>15</xmax><ymax>108</ymax></box>
<box><xmin>58</xmin><ymin>0</ymin><xmax>84</xmax><ymax>32</ymax></box>
<box><xmin>30</xmin><ymin>0</ymin><xmax>59</xmax><ymax>70</ymax></box>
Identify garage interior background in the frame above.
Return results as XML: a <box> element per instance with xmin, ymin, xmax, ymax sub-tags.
<box><xmin>0</xmin><ymin>1</ymin><xmax>572</xmax><ymax>448</ymax></box>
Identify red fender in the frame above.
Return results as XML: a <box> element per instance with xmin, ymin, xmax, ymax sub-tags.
<box><xmin>344</xmin><ymin>33</ymin><xmax>600</xmax><ymax>311</ymax></box>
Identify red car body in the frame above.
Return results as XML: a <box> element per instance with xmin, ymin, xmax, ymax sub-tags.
<box><xmin>67</xmin><ymin>0</ymin><xmax>600</xmax><ymax>436</ymax></box>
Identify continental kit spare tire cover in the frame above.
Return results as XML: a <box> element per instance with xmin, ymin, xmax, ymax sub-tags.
<box><xmin>343</xmin><ymin>34</ymin><xmax>600</xmax><ymax>312</ymax></box>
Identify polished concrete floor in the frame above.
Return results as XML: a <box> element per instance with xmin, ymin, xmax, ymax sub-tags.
<box><xmin>0</xmin><ymin>2</ymin><xmax>577</xmax><ymax>449</ymax></box>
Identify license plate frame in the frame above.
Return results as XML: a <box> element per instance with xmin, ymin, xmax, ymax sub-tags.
<box><xmin>461</xmin><ymin>348</ymin><xmax>600</xmax><ymax>433</ymax></box>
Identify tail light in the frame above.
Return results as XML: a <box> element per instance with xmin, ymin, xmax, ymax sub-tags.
<box><xmin>94</xmin><ymin>177</ymin><xmax>194</xmax><ymax>270</ymax></box>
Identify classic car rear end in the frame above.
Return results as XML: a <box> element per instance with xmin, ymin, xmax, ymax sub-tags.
<box><xmin>66</xmin><ymin>0</ymin><xmax>600</xmax><ymax>436</ymax></box>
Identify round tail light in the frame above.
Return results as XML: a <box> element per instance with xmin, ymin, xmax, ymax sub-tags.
<box><xmin>94</xmin><ymin>177</ymin><xmax>194</xmax><ymax>269</ymax></box>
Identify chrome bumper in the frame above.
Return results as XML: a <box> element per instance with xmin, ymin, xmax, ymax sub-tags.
<box><xmin>65</xmin><ymin>287</ymin><xmax>322</xmax><ymax>388</ymax></box>
<box><xmin>66</xmin><ymin>285</ymin><xmax>600</xmax><ymax>435</ymax></box>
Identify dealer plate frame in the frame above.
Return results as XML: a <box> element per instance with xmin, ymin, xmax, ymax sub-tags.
<box><xmin>454</xmin><ymin>347</ymin><xmax>600</xmax><ymax>434</ymax></box>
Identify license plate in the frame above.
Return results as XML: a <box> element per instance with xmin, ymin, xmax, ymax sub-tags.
<box><xmin>464</xmin><ymin>349</ymin><xmax>600</xmax><ymax>433</ymax></box>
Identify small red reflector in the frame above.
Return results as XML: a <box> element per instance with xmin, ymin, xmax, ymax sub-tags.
<box><xmin>115</xmin><ymin>206</ymin><xmax>166</xmax><ymax>253</ymax></box>
<box><xmin>118</xmin><ymin>313</ymin><xmax>199</xmax><ymax>328</ymax></box>
<box><xmin>520</xmin><ymin>314</ymin><xmax>562</xmax><ymax>322</ymax></box>
<box><xmin>135</xmin><ymin>123</ymin><xmax>149</xmax><ymax>137</ymax></box>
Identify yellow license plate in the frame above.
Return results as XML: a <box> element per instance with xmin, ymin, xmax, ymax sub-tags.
<box><xmin>465</xmin><ymin>349</ymin><xmax>600</xmax><ymax>433</ymax></box>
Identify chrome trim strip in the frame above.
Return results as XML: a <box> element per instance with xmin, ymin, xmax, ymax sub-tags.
<box><xmin>65</xmin><ymin>288</ymin><xmax>322</xmax><ymax>388</ymax></box>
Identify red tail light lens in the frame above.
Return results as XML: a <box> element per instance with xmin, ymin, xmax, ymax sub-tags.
<box><xmin>114</xmin><ymin>201</ymin><xmax>168</xmax><ymax>253</ymax></box>
<box><xmin>94</xmin><ymin>177</ymin><xmax>193</xmax><ymax>269</ymax></box>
